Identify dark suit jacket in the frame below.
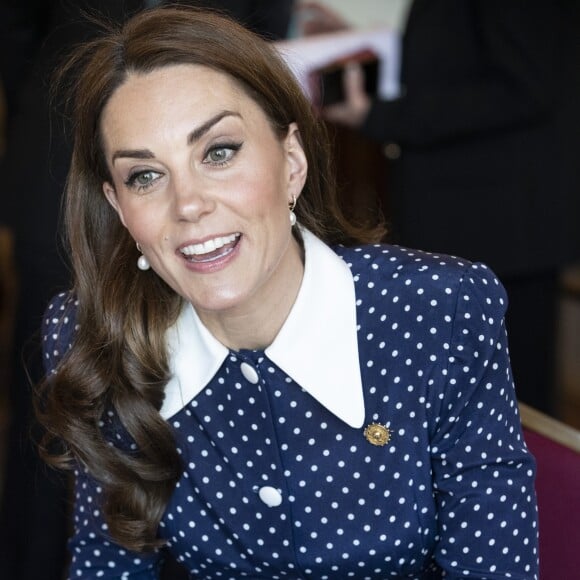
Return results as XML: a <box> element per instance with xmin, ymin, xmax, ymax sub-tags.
<box><xmin>189</xmin><ymin>0</ymin><xmax>294</xmax><ymax>39</ymax></box>
<box><xmin>360</xmin><ymin>0</ymin><xmax>580</xmax><ymax>276</ymax></box>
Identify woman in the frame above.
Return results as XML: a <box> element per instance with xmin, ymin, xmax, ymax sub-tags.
<box><xmin>37</xmin><ymin>6</ymin><xmax>538</xmax><ymax>578</ymax></box>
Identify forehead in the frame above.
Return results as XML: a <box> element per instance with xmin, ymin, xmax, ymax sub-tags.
<box><xmin>100</xmin><ymin>64</ymin><xmax>264</xmax><ymax>138</ymax></box>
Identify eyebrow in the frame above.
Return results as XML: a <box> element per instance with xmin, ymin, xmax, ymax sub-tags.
<box><xmin>110</xmin><ymin>110</ymin><xmax>241</xmax><ymax>163</ymax></box>
<box><xmin>187</xmin><ymin>110</ymin><xmax>241</xmax><ymax>145</ymax></box>
<box><xmin>111</xmin><ymin>148</ymin><xmax>154</xmax><ymax>163</ymax></box>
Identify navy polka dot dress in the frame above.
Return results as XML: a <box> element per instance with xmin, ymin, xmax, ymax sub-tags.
<box><xmin>43</xmin><ymin>230</ymin><xmax>538</xmax><ymax>579</ymax></box>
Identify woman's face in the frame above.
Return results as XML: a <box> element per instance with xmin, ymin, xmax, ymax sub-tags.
<box><xmin>101</xmin><ymin>64</ymin><xmax>307</xmax><ymax>341</ymax></box>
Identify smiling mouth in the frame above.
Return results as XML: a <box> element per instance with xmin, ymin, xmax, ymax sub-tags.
<box><xmin>180</xmin><ymin>233</ymin><xmax>241</xmax><ymax>263</ymax></box>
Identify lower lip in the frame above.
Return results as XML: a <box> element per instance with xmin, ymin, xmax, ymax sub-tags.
<box><xmin>180</xmin><ymin>236</ymin><xmax>242</xmax><ymax>274</ymax></box>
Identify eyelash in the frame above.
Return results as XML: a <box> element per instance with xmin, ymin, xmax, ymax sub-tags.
<box><xmin>123</xmin><ymin>142</ymin><xmax>243</xmax><ymax>192</ymax></box>
<box><xmin>124</xmin><ymin>170</ymin><xmax>161</xmax><ymax>192</ymax></box>
<box><xmin>204</xmin><ymin>142</ymin><xmax>243</xmax><ymax>166</ymax></box>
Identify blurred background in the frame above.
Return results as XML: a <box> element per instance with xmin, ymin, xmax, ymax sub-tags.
<box><xmin>0</xmin><ymin>0</ymin><xmax>579</xmax><ymax>579</ymax></box>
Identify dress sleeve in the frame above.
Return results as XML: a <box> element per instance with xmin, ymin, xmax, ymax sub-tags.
<box><xmin>428</xmin><ymin>263</ymin><xmax>539</xmax><ymax>579</ymax></box>
<box><xmin>42</xmin><ymin>291</ymin><xmax>79</xmax><ymax>375</ymax></box>
<box><xmin>67</xmin><ymin>465</ymin><xmax>162</xmax><ymax>579</ymax></box>
<box><xmin>42</xmin><ymin>293</ymin><xmax>164</xmax><ymax>578</ymax></box>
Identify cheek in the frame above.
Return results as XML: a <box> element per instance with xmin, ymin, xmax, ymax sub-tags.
<box><xmin>117</xmin><ymin>203</ymin><xmax>164</xmax><ymax>243</ymax></box>
<box><xmin>237</xmin><ymin>164</ymin><xmax>289</xmax><ymax>216</ymax></box>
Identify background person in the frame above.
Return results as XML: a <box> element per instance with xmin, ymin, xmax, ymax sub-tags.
<box><xmin>315</xmin><ymin>0</ymin><xmax>580</xmax><ymax>416</ymax></box>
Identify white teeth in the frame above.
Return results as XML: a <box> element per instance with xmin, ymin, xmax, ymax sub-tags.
<box><xmin>181</xmin><ymin>233</ymin><xmax>240</xmax><ymax>256</ymax></box>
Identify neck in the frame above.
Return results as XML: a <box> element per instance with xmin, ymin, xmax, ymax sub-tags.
<box><xmin>196</xmin><ymin>237</ymin><xmax>305</xmax><ymax>351</ymax></box>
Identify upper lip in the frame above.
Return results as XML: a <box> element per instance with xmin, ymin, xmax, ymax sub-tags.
<box><xmin>178</xmin><ymin>232</ymin><xmax>241</xmax><ymax>256</ymax></box>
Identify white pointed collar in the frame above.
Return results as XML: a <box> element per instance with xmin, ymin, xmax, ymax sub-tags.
<box><xmin>160</xmin><ymin>228</ymin><xmax>365</xmax><ymax>428</ymax></box>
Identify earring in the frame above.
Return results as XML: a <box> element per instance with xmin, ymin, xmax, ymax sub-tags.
<box><xmin>289</xmin><ymin>195</ymin><xmax>297</xmax><ymax>226</ymax></box>
<box><xmin>136</xmin><ymin>243</ymin><xmax>150</xmax><ymax>271</ymax></box>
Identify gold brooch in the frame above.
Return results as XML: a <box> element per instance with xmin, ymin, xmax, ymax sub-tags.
<box><xmin>364</xmin><ymin>423</ymin><xmax>391</xmax><ymax>446</ymax></box>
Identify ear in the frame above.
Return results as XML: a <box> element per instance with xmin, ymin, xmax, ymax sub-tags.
<box><xmin>103</xmin><ymin>181</ymin><xmax>128</xmax><ymax>228</ymax></box>
<box><xmin>284</xmin><ymin>122</ymin><xmax>308</xmax><ymax>202</ymax></box>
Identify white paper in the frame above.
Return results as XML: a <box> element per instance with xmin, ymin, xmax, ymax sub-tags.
<box><xmin>275</xmin><ymin>27</ymin><xmax>402</xmax><ymax>102</ymax></box>
<box><xmin>292</xmin><ymin>0</ymin><xmax>413</xmax><ymax>32</ymax></box>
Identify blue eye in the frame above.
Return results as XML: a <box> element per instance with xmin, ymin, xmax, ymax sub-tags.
<box><xmin>125</xmin><ymin>170</ymin><xmax>162</xmax><ymax>191</ymax></box>
<box><xmin>204</xmin><ymin>142</ymin><xmax>242</xmax><ymax>166</ymax></box>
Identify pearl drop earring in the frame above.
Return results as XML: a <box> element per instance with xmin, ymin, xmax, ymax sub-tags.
<box><xmin>136</xmin><ymin>243</ymin><xmax>150</xmax><ymax>271</ymax></box>
<box><xmin>289</xmin><ymin>195</ymin><xmax>297</xmax><ymax>226</ymax></box>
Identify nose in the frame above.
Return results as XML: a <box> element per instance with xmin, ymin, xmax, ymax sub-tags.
<box><xmin>171</xmin><ymin>173</ymin><xmax>216</xmax><ymax>222</ymax></box>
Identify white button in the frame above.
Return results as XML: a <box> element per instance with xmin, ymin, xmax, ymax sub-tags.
<box><xmin>240</xmin><ymin>362</ymin><xmax>259</xmax><ymax>384</ymax></box>
<box><xmin>258</xmin><ymin>486</ymin><xmax>282</xmax><ymax>507</ymax></box>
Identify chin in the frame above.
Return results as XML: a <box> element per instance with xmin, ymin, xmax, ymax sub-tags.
<box><xmin>189</xmin><ymin>287</ymin><xmax>250</xmax><ymax>314</ymax></box>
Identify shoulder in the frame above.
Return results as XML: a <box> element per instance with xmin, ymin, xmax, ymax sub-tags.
<box><xmin>333</xmin><ymin>242</ymin><xmax>507</xmax><ymax>316</ymax></box>
<box><xmin>42</xmin><ymin>290</ymin><xmax>79</xmax><ymax>375</ymax></box>
<box><xmin>333</xmin><ymin>242</ymin><xmax>506</xmax><ymax>290</ymax></box>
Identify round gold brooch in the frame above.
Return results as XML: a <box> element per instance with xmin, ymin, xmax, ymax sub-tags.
<box><xmin>363</xmin><ymin>423</ymin><xmax>391</xmax><ymax>446</ymax></box>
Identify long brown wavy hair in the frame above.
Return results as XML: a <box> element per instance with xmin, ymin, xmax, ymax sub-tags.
<box><xmin>36</xmin><ymin>5</ymin><xmax>386</xmax><ymax>553</ymax></box>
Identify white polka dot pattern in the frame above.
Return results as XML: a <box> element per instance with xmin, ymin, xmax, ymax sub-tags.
<box><xmin>42</xmin><ymin>244</ymin><xmax>538</xmax><ymax>579</ymax></box>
